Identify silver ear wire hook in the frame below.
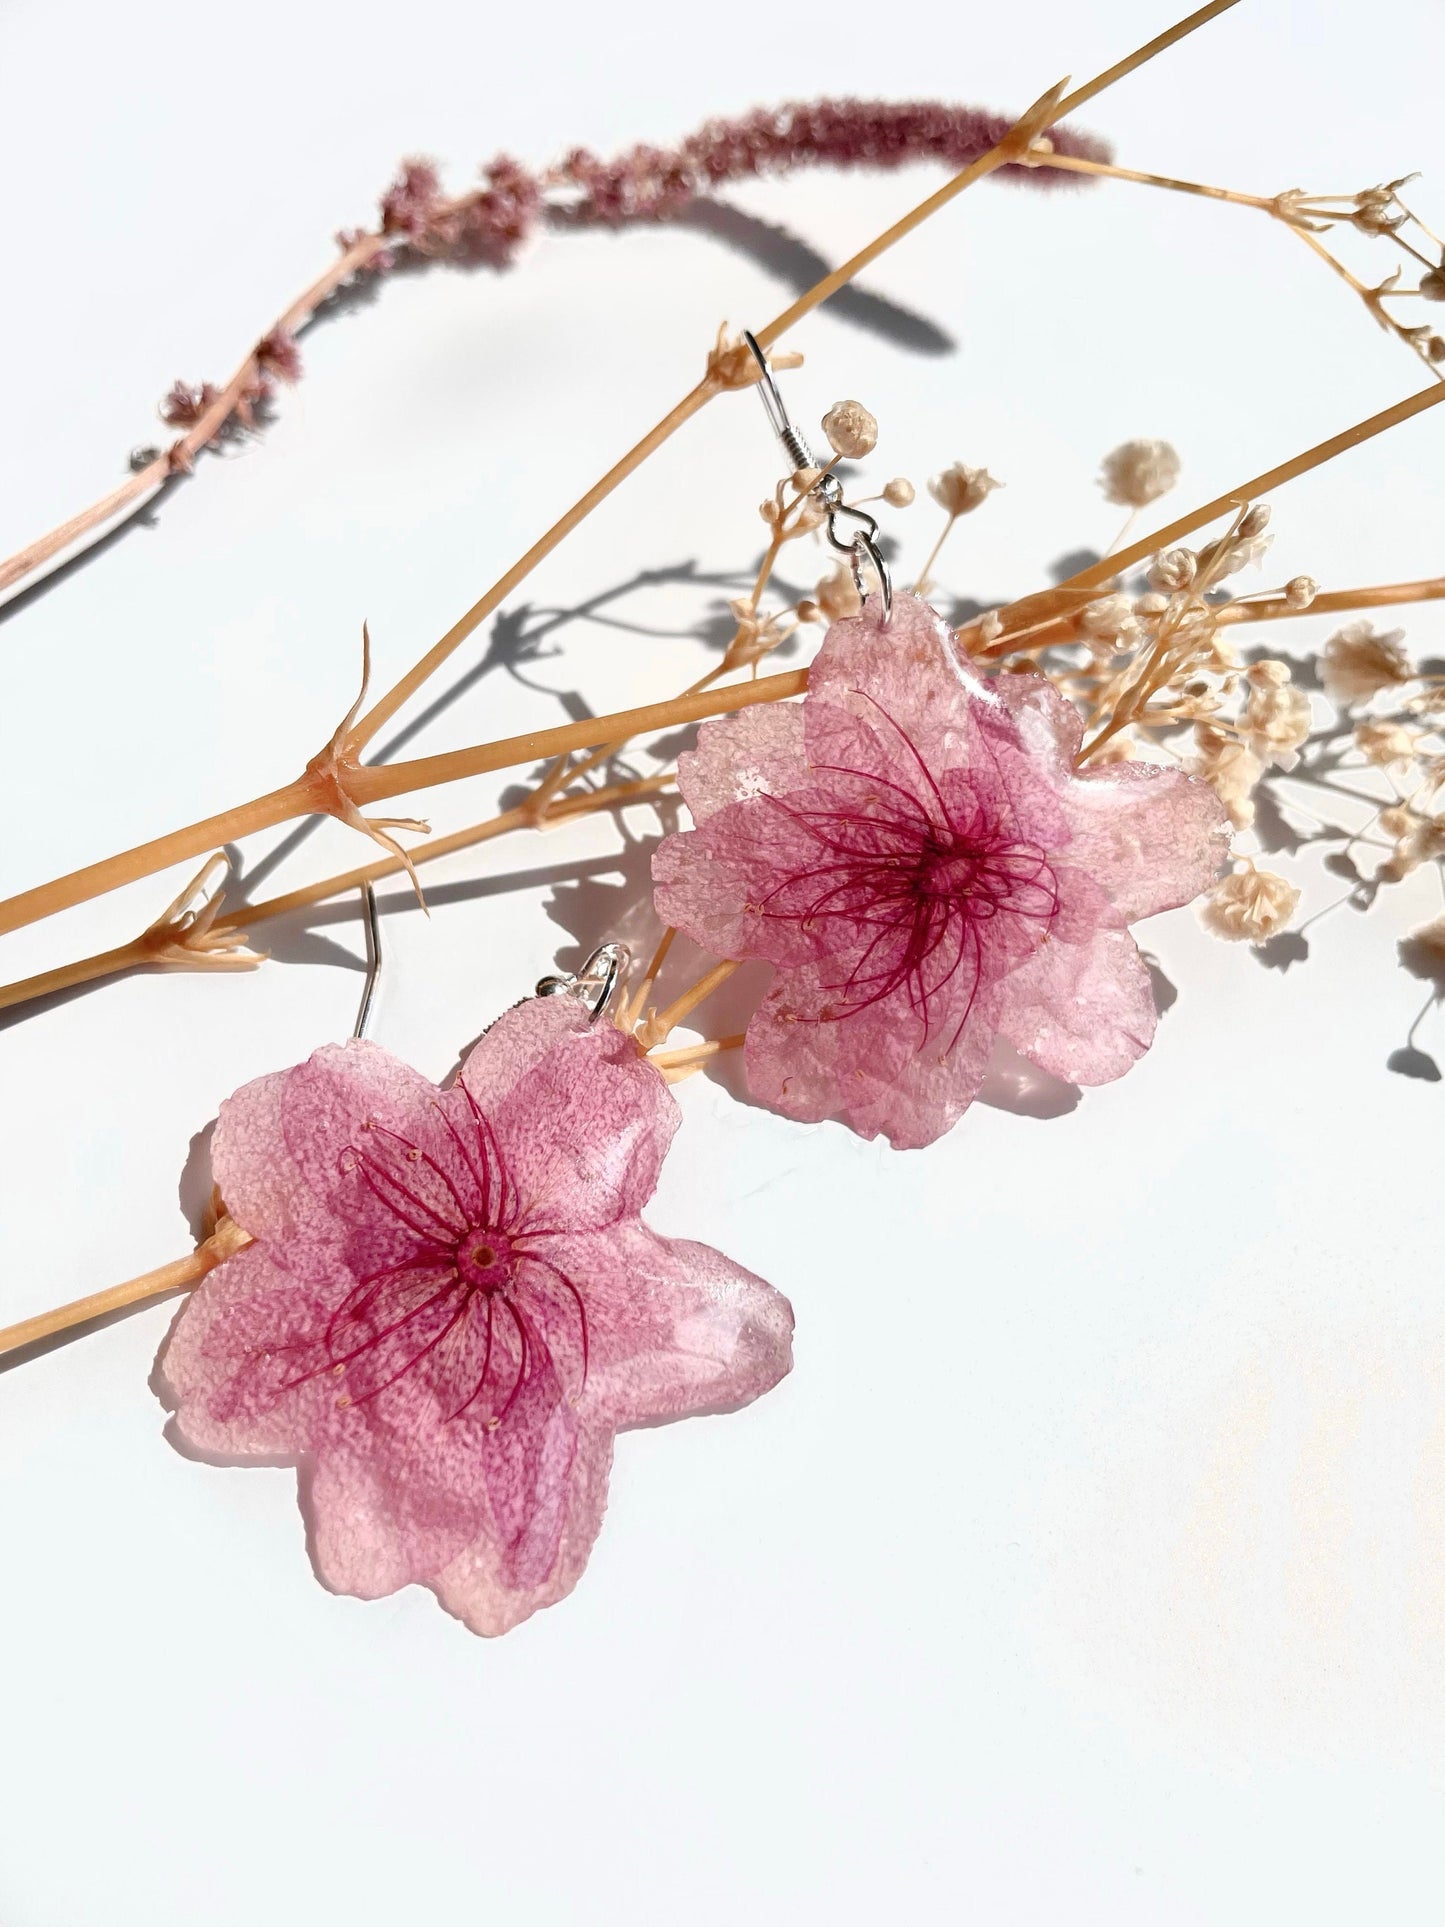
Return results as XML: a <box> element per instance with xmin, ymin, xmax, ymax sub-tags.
<box><xmin>353</xmin><ymin>881</ymin><xmax>382</xmax><ymax>1040</ymax></box>
<box><xmin>535</xmin><ymin>942</ymin><xmax>630</xmax><ymax>1022</ymax></box>
<box><xmin>741</xmin><ymin>331</ymin><xmax>892</xmax><ymax>622</ymax></box>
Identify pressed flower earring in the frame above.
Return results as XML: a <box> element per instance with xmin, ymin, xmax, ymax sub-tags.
<box><xmin>651</xmin><ymin>343</ymin><xmax>1231</xmax><ymax>1148</ymax></box>
<box><xmin>159</xmin><ymin>894</ymin><xmax>794</xmax><ymax>1637</ymax></box>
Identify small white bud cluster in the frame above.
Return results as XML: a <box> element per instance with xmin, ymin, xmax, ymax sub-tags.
<box><xmin>1199</xmin><ymin>863</ymin><xmax>1300</xmax><ymax>944</ymax></box>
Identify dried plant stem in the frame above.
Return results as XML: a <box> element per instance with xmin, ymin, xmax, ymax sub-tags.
<box><xmin>754</xmin><ymin>0</ymin><xmax>1240</xmax><ymax>356</ymax></box>
<box><xmin>1068</xmin><ymin>385</ymin><xmax>1445</xmax><ymax>586</ymax></box>
<box><xmin>648</xmin><ymin>1033</ymin><xmax>746</xmax><ymax>1082</ymax></box>
<box><xmin>0</xmin><ymin>938</ymin><xmax>174</xmax><ymax>1012</ymax></box>
<box><xmin>343</xmin><ymin>5</ymin><xmax>1239</xmax><ymax>752</ymax></box>
<box><xmin>0</xmin><ymin>775</ymin><xmax>676</xmax><ymax>1012</ymax></box>
<box><xmin>979</xmin><ymin>573</ymin><xmax>1445</xmax><ymax>661</ymax></box>
<box><xmin>1026</xmin><ymin>149</ymin><xmax>1274</xmax><ymax>210</ymax></box>
<box><xmin>972</xmin><ymin>382</ymin><xmax>1445</xmax><ymax>653</ymax></box>
<box><xmin>623</xmin><ymin>926</ymin><xmax>678</xmax><ymax>1028</ymax></box>
<box><xmin>649</xmin><ymin>958</ymin><xmax>741</xmax><ymax>1038</ymax></box>
<box><xmin>0</xmin><ymin>234</ymin><xmax>383</xmax><ymax>599</ymax></box>
<box><xmin>1221</xmin><ymin>576</ymin><xmax>1445</xmax><ymax>625</ymax></box>
<box><xmin>0</xmin><ymin>1218</ymin><xmax>250</xmax><ymax>1362</ymax></box>
<box><xmin>223</xmin><ymin>773</ymin><xmax>675</xmax><ymax>932</ymax></box>
<box><xmin>0</xmin><ymin>6</ymin><xmax>1248</xmax><ymax>945</ymax></box>
<box><xmin>1287</xmin><ymin>224</ymin><xmax>1445</xmax><ymax>384</ymax></box>
<box><xmin>0</xmin><ymin>672</ymin><xmax>806</xmax><ymax>938</ymax></box>
<box><xmin>1028</xmin><ymin>147</ymin><xmax>1445</xmax><ymax>384</ymax></box>
<box><xmin>914</xmin><ymin>513</ymin><xmax>958</xmax><ymax>596</ymax></box>
<box><xmin>347</xmin><ymin>379</ymin><xmax>718</xmax><ymax>750</ymax></box>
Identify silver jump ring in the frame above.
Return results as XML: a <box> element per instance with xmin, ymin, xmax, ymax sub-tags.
<box><xmin>534</xmin><ymin>942</ymin><xmax>630</xmax><ymax>1022</ymax></box>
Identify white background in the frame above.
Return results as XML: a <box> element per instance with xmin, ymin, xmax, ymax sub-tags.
<box><xmin>2</xmin><ymin>0</ymin><xmax>1445</xmax><ymax>1920</ymax></box>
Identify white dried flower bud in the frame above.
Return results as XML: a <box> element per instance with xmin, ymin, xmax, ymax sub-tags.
<box><xmin>928</xmin><ymin>462</ymin><xmax>1003</xmax><ymax>517</ymax></box>
<box><xmin>815</xmin><ymin>565</ymin><xmax>862</xmax><ymax>622</ymax></box>
<box><xmin>821</xmin><ymin>400</ymin><xmax>877</xmax><ymax>460</ymax></box>
<box><xmin>1192</xmin><ymin>723</ymin><xmax>1264</xmax><ymax>829</ymax></box>
<box><xmin>719</xmin><ymin>607</ymin><xmax>789</xmax><ymax>674</ymax></box>
<box><xmin>1133</xmin><ymin>592</ymin><xmax>1170</xmax><ymax>617</ymax></box>
<box><xmin>1420</xmin><ymin>264</ymin><xmax>1445</xmax><ymax>302</ymax></box>
<box><xmin>882</xmin><ymin>477</ymin><xmax>915</xmax><ymax>508</ymax></box>
<box><xmin>759</xmin><ymin>498</ymin><xmax>782</xmax><ymax>527</ymax></box>
<box><xmin>1243</xmin><ymin>670</ymin><xmax>1312</xmax><ymax>769</ymax></box>
<box><xmin>1098</xmin><ymin>438</ymin><xmax>1180</xmax><ymax>509</ymax></box>
<box><xmin>1379</xmin><ymin>815</ymin><xmax>1445</xmax><ymax>883</ymax></box>
<box><xmin>709</xmin><ymin>326</ymin><xmax>802</xmax><ymax>390</ymax></box>
<box><xmin>1284</xmin><ymin>575</ymin><xmax>1318</xmax><ymax>609</ymax></box>
<box><xmin>1078</xmin><ymin>594</ymin><xmax>1138</xmax><ymax>644</ymax></box>
<box><xmin>1148</xmin><ymin>548</ymin><xmax>1197</xmax><ymax>593</ymax></box>
<box><xmin>796</xmin><ymin>598</ymin><xmax>822</xmax><ymax>625</ymax></box>
<box><xmin>1238</xmin><ymin>504</ymin><xmax>1271</xmax><ymax>539</ymax></box>
<box><xmin>1354</xmin><ymin>719</ymin><xmax>1417</xmax><ymax>769</ymax></box>
<box><xmin>1245</xmin><ymin>658</ymin><xmax>1291</xmax><ymax>689</ymax></box>
<box><xmin>1351</xmin><ymin>183</ymin><xmax>1408</xmax><ymax>236</ymax></box>
<box><xmin>792</xmin><ymin>466</ymin><xmax>823</xmax><ymax>493</ymax></box>
<box><xmin>1199</xmin><ymin>864</ymin><xmax>1300</xmax><ymax>944</ymax></box>
<box><xmin>1320</xmin><ymin>620</ymin><xmax>1412</xmax><ymax>705</ymax></box>
<box><xmin>781</xmin><ymin>491</ymin><xmax>827</xmax><ymax>538</ymax></box>
<box><xmin>1380</xmin><ymin>805</ymin><xmax>1411</xmax><ymax>838</ymax></box>
<box><xmin>1404</xmin><ymin>915</ymin><xmax>1445</xmax><ymax>965</ymax></box>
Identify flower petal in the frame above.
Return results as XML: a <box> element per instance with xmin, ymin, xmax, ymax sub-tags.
<box><xmin>1062</xmin><ymin>762</ymin><xmax>1230</xmax><ymax>920</ymax></box>
<box><xmin>996</xmin><ymin>925</ymin><xmax>1157</xmax><ymax>1084</ymax></box>
<box><xmin>523</xmin><ymin>1220</ymin><xmax>794</xmax><ymax>1430</ymax></box>
<box><xmin>306</xmin><ymin>1441</ymin><xmax>483</xmax><ymax>1600</ymax></box>
<box><xmin>461</xmin><ymin>999</ymin><xmax>679</xmax><ymax>1235</ymax></box>
<box><xmin>993</xmin><ymin>672</ymin><xmax>1229</xmax><ymax>918</ymax></box>
<box><xmin>431</xmin><ymin>1428</ymin><xmax>615</xmax><ymax>1637</ymax></box>
<box><xmin>745</xmin><ymin>961</ymin><xmax>997</xmax><ymax>1148</ymax></box>
<box><xmin>807</xmin><ymin>590</ymin><xmax>988</xmax><ymax>778</ymax></box>
<box><xmin>676</xmin><ymin>700</ymin><xmax>810</xmax><ymax>823</ymax></box>
<box><xmin>268</xmin><ymin>1041</ymin><xmax>480</xmax><ymax>1257</ymax></box>
<box><xmin>159</xmin><ymin>1243</ymin><xmax>332</xmax><ymax>1457</ymax></box>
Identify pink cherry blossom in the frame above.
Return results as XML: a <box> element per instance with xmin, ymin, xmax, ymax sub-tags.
<box><xmin>159</xmin><ymin>998</ymin><xmax>793</xmax><ymax>1635</ymax></box>
<box><xmin>654</xmin><ymin>593</ymin><xmax>1229</xmax><ymax>1149</ymax></box>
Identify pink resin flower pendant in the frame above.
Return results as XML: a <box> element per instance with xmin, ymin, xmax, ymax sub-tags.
<box><xmin>654</xmin><ymin>592</ymin><xmax>1229</xmax><ymax>1149</ymax></box>
<box><xmin>159</xmin><ymin>996</ymin><xmax>793</xmax><ymax>1635</ymax></box>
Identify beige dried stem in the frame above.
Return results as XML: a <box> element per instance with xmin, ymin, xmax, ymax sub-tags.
<box><xmin>0</xmin><ymin>854</ymin><xmax>265</xmax><ymax>1010</ymax></box>
<box><xmin>1025</xmin><ymin>149</ymin><xmax>1445</xmax><ymax>382</ymax></box>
